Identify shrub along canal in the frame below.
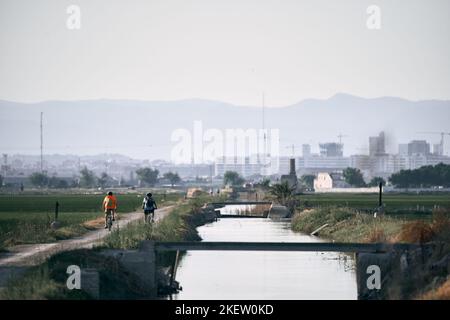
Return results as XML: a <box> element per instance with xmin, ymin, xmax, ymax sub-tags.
<box><xmin>173</xmin><ymin>205</ymin><xmax>357</xmax><ymax>300</ymax></box>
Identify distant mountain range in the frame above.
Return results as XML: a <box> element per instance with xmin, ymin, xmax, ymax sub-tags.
<box><xmin>1</xmin><ymin>94</ymin><xmax>450</xmax><ymax>160</ymax></box>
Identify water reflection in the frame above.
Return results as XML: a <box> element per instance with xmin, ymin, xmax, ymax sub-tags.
<box><xmin>173</xmin><ymin>214</ymin><xmax>357</xmax><ymax>300</ymax></box>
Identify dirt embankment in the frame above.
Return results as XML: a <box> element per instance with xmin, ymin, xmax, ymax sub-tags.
<box><xmin>291</xmin><ymin>207</ymin><xmax>450</xmax><ymax>299</ymax></box>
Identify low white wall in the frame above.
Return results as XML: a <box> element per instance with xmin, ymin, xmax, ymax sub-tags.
<box><xmin>314</xmin><ymin>187</ymin><xmax>379</xmax><ymax>193</ymax></box>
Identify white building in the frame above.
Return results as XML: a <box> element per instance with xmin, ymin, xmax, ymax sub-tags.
<box><xmin>313</xmin><ymin>172</ymin><xmax>379</xmax><ymax>193</ymax></box>
<box><xmin>214</xmin><ymin>155</ymin><xmax>279</xmax><ymax>177</ymax></box>
<box><xmin>215</xmin><ymin>157</ymin><xmax>261</xmax><ymax>177</ymax></box>
<box><xmin>313</xmin><ymin>172</ymin><xmax>333</xmax><ymax>190</ymax></box>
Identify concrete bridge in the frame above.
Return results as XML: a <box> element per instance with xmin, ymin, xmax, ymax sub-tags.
<box><xmin>154</xmin><ymin>241</ymin><xmax>418</xmax><ymax>253</ymax></box>
<box><xmin>133</xmin><ymin>240</ymin><xmax>422</xmax><ymax>299</ymax></box>
<box><xmin>81</xmin><ymin>240</ymin><xmax>425</xmax><ymax>299</ymax></box>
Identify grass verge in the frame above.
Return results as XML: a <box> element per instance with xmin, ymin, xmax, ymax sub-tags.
<box><xmin>291</xmin><ymin>206</ymin><xmax>407</xmax><ymax>243</ymax></box>
<box><xmin>0</xmin><ymin>193</ymin><xmax>182</xmax><ymax>248</ymax></box>
<box><xmin>103</xmin><ymin>195</ymin><xmax>227</xmax><ymax>249</ymax></box>
<box><xmin>291</xmin><ymin>206</ymin><xmax>450</xmax><ymax>299</ymax></box>
<box><xmin>0</xmin><ymin>195</ymin><xmax>219</xmax><ymax>299</ymax></box>
<box><xmin>0</xmin><ymin>249</ymin><xmax>147</xmax><ymax>299</ymax></box>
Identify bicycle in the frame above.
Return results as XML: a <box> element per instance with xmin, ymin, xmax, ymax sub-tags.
<box><xmin>144</xmin><ymin>210</ymin><xmax>155</xmax><ymax>224</ymax></box>
<box><xmin>106</xmin><ymin>210</ymin><xmax>113</xmax><ymax>231</ymax></box>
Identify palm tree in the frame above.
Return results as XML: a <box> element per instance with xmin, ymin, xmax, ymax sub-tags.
<box><xmin>269</xmin><ymin>181</ymin><xmax>295</xmax><ymax>206</ymax></box>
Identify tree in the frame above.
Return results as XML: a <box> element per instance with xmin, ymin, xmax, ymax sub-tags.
<box><xmin>269</xmin><ymin>181</ymin><xmax>295</xmax><ymax>204</ymax></box>
<box><xmin>98</xmin><ymin>172</ymin><xmax>110</xmax><ymax>188</ymax></box>
<box><xmin>260</xmin><ymin>179</ymin><xmax>271</xmax><ymax>190</ymax></box>
<box><xmin>136</xmin><ymin>167</ymin><xmax>159</xmax><ymax>186</ymax></box>
<box><xmin>223</xmin><ymin>171</ymin><xmax>245</xmax><ymax>186</ymax></box>
<box><xmin>48</xmin><ymin>176</ymin><xmax>69</xmax><ymax>189</ymax></box>
<box><xmin>389</xmin><ymin>163</ymin><xmax>450</xmax><ymax>188</ymax></box>
<box><xmin>29</xmin><ymin>172</ymin><xmax>49</xmax><ymax>188</ymax></box>
<box><xmin>0</xmin><ymin>174</ymin><xmax>3</xmax><ymax>188</ymax></box>
<box><xmin>343</xmin><ymin>167</ymin><xmax>366</xmax><ymax>187</ymax></box>
<box><xmin>163</xmin><ymin>171</ymin><xmax>181</xmax><ymax>187</ymax></box>
<box><xmin>300</xmin><ymin>174</ymin><xmax>315</xmax><ymax>189</ymax></box>
<box><xmin>368</xmin><ymin>176</ymin><xmax>386</xmax><ymax>187</ymax></box>
<box><xmin>79</xmin><ymin>167</ymin><xmax>97</xmax><ymax>188</ymax></box>
<box><xmin>269</xmin><ymin>181</ymin><xmax>298</xmax><ymax>215</ymax></box>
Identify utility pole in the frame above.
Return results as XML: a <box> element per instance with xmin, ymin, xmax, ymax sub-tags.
<box><xmin>262</xmin><ymin>92</ymin><xmax>266</xmax><ymax>163</ymax></box>
<box><xmin>261</xmin><ymin>92</ymin><xmax>269</xmax><ymax>175</ymax></box>
<box><xmin>262</xmin><ymin>92</ymin><xmax>265</xmax><ymax>134</ymax></box>
<box><xmin>2</xmin><ymin>154</ymin><xmax>7</xmax><ymax>177</ymax></box>
<box><xmin>40</xmin><ymin>112</ymin><xmax>44</xmax><ymax>172</ymax></box>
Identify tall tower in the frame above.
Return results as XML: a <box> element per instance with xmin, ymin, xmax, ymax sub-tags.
<box><xmin>40</xmin><ymin>112</ymin><xmax>44</xmax><ymax>172</ymax></box>
<box><xmin>261</xmin><ymin>92</ymin><xmax>268</xmax><ymax>175</ymax></box>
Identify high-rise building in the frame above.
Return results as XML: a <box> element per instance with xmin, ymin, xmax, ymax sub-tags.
<box><xmin>398</xmin><ymin>144</ymin><xmax>408</xmax><ymax>156</ymax></box>
<box><xmin>433</xmin><ymin>143</ymin><xmax>443</xmax><ymax>156</ymax></box>
<box><xmin>302</xmin><ymin>144</ymin><xmax>311</xmax><ymax>158</ymax></box>
<box><xmin>214</xmin><ymin>156</ymin><xmax>262</xmax><ymax>177</ymax></box>
<box><xmin>408</xmin><ymin>140</ymin><xmax>430</xmax><ymax>156</ymax></box>
<box><xmin>319</xmin><ymin>143</ymin><xmax>343</xmax><ymax>157</ymax></box>
<box><xmin>369</xmin><ymin>132</ymin><xmax>386</xmax><ymax>156</ymax></box>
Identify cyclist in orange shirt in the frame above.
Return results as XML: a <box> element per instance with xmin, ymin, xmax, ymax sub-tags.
<box><xmin>102</xmin><ymin>191</ymin><xmax>117</xmax><ymax>228</ymax></box>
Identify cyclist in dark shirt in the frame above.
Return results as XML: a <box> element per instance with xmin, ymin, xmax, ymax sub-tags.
<box><xmin>142</xmin><ymin>192</ymin><xmax>157</xmax><ymax>223</ymax></box>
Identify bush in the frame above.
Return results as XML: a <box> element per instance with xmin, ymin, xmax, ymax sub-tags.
<box><xmin>398</xmin><ymin>221</ymin><xmax>434</xmax><ymax>243</ymax></box>
<box><xmin>397</xmin><ymin>209</ymin><xmax>450</xmax><ymax>243</ymax></box>
<box><xmin>419</xmin><ymin>278</ymin><xmax>450</xmax><ymax>300</ymax></box>
<box><xmin>364</xmin><ymin>227</ymin><xmax>387</xmax><ymax>243</ymax></box>
<box><xmin>291</xmin><ymin>206</ymin><xmax>356</xmax><ymax>234</ymax></box>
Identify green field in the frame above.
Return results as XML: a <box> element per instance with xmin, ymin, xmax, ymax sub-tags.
<box><xmin>0</xmin><ymin>196</ymin><xmax>216</xmax><ymax>300</ymax></box>
<box><xmin>299</xmin><ymin>193</ymin><xmax>450</xmax><ymax>212</ymax></box>
<box><xmin>0</xmin><ymin>193</ymin><xmax>182</xmax><ymax>249</ymax></box>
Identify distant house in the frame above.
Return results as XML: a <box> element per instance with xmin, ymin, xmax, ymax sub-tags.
<box><xmin>219</xmin><ymin>185</ymin><xmax>234</xmax><ymax>194</ymax></box>
<box><xmin>313</xmin><ymin>172</ymin><xmax>378</xmax><ymax>193</ymax></box>
<box><xmin>186</xmin><ymin>188</ymin><xmax>203</xmax><ymax>198</ymax></box>
<box><xmin>314</xmin><ymin>172</ymin><xmax>333</xmax><ymax>190</ymax></box>
<box><xmin>313</xmin><ymin>172</ymin><xmax>350</xmax><ymax>190</ymax></box>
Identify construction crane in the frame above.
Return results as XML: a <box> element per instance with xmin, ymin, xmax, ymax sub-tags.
<box><xmin>416</xmin><ymin>132</ymin><xmax>450</xmax><ymax>155</ymax></box>
<box><xmin>337</xmin><ymin>133</ymin><xmax>348</xmax><ymax>146</ymax></box>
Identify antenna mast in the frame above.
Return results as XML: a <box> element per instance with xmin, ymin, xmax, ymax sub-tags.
<box><xmin>262</xmin><ymin>92</ymin><xmax>265</xmax><ymax>132</ymax></box>
<box><xmin>262</xmin><ymin>92</ymin><xmax>267</xmax><ymax>173</ymax></box>
<box><xmin>40</xmin><ymin>112</ymin><xmax>43</xmax><ymax>172</ymax></box>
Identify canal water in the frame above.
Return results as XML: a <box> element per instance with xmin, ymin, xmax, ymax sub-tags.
<box><xmin>173</xmin><ymin>205</ymin><xmax>357</xmax><ymax>300</ymax></box>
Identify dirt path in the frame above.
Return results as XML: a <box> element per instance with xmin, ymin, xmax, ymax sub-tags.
<box><xmin>0</xmin><ymin>205</ymin><xmax>174</xmax><ymax>268</ymax></box>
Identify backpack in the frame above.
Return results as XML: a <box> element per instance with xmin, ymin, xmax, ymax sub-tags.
<box><xmin>145</xmin><ymin>197</ymin><xmax>155</xmax><ymax>210</ymax></box>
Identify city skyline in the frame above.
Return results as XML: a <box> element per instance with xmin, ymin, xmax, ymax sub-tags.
<box><xmin>3</xmin><ymin>131</ymin><xmax>450</xmax><ymax>179</ymax></box>
<box><xmin>1</xmin><ymin>93</ymin><xmax>450</xmax><ymax>160</ymax></box>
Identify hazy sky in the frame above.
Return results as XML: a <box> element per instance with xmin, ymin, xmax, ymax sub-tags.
<box><xmin>1</xmin><ymin>0</ymin><xmax>449</xmax><ymax>106</ymax></box>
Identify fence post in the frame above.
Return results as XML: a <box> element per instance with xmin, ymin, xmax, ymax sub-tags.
<box><xmin>378</xmin><ymin>182</ymin><xmax>383</xmax><ymax>207</ymax></box>
<box><xmin>55</xmin><ymin>201</ymin><xmax>59</xmax><ymax>221</ymax></box>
